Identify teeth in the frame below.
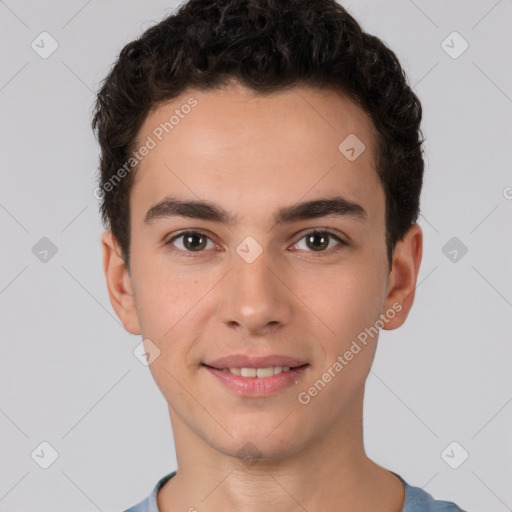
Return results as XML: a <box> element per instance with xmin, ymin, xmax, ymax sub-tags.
<box><xmin>229</xmin><ymin>366</ymin><xmax>293</xmax><ymax>378</ymax></box>
<box><xmin>240</xmin><ymin>367</ymin><xmax>257</xmax><ymax>377</ymax></box>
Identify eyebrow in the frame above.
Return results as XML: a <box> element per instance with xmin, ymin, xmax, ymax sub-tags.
<box><xmin>143</xmin><ymin>195</ymin><xmax>368</xmax><ymax>228</ymax></box>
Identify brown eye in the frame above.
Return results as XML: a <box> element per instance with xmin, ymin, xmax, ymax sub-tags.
<box><xmin>182</xmin><ymin>232</ymin><xmax>207</xmax><ymax>251</ymax></box>
<box><xmin>293</xmin><ymin>230</ymin><xmax>347</xmax><ymax>254</ymax></box>
<box><xmin>166</xmin><ymin>230</ymin><xmax>215</xmax><ymax>256</ymax></box>
<box><xmin>306</xmin><ymin>232</ymin><xmax>330</xmax><ymax>251</ymax></box>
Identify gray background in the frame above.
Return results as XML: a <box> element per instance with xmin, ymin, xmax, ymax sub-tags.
<box><xmin>1</xmin><ymin>0</ymin><xmax>511</xmax><ymax>511</ymax></box>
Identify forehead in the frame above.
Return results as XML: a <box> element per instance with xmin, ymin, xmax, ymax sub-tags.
<box><xmin>130</xmin><ymin>83</ymin><xmax>383</xmax><ymax>227</ymax></box>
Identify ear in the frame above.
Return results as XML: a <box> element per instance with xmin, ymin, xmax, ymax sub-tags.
<box><xmin>101</xmin><ymin>230</ymin><xmax>141</xmax><ymax>335</ymax></box>
<box><xmin>381</xmin><ymin>223</ymin><xmax>423</xmax><ymax>330</ymax></box>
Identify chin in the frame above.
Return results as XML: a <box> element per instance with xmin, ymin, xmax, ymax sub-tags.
<box><xmin>211</xmin><ymin>428</ymin><xmax>308</xmax><ymax>465</ymax></box>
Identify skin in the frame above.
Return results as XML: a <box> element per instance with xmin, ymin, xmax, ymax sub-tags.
<box><xmin>102</xmin><ymin>80</ymin><xmax>422</xmax><ymax>511</ymax></box>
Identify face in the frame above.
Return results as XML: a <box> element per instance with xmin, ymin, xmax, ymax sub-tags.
<box><xmin>102</xmin><ymin>81</ymin><xmax>422</xmax><ymax>462</ymax></box>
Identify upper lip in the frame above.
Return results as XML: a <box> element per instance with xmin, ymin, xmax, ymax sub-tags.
<box><xmin>203</xmin><ymin>354</ymin><xmax>309</xmax><ymax>369</ymax></box>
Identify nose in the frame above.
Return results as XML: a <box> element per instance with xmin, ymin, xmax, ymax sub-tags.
<box><xmin>217</xmin><ymin>246</ymin><xmax>293</xmax><ymax>336</ymax></box>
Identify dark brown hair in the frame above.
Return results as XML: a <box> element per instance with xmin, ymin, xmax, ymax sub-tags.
<box><xmin>91</xmin><ymin>0</ymin><xmax>425</xmax><ymax>271</ymax></box>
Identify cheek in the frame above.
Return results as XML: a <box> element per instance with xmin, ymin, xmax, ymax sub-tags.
<box><xmin>294</xmin><ymin>267</ymin><xmax>385</xmax><ymax>411</ymax></box>
<box><xmin>131</xmin><ymin>255</ymin><xmax>221</xmax><ymax>381</ymax></box>
<box><xmin>132</xmin><ymin>264</ymin><xmax>207</xmax><ymax>397</ymax></box>
<box><xmin>300</xmin><ymin>260</ymin><xmax>386</xmax><ymax>345</ymax></box>
<box><xmin>131</xmin><ymin>250</ymin><xmax>200</xmax><ymax>335</ymax></box>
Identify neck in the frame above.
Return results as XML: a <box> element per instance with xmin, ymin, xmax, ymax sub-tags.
<box><xmin>157</xmin><ymin>388</ymin><xmax>405</xmax><ymax>512</ymax></box>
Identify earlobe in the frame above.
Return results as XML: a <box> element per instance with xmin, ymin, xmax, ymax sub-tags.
<box><xmin>381</xmin><ymin>223</ymin><xmax>423</xmax><ymax>330</ymax></box>
<box><xmin>101</xmin><ymin>230</ymin><xmax>141</xmax><ymax>335</ymax></box>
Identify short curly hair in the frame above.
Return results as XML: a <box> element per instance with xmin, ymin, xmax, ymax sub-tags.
<box><xmin>91</xmin><ymin>0</ymin><xmax>425</xmax><ymax>271</ymax></box>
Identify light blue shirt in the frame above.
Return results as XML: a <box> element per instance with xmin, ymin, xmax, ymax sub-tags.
<box><xmin>123</xmin><ymin>470</ymin><xmax>466</xmax><ymax>511</ymax></box>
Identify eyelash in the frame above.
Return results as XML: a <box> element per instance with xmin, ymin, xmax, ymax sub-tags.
<box><xmin>164</xmin><ymin>229</ymin><xmax>348</xmax><ymax>258</ymax></box>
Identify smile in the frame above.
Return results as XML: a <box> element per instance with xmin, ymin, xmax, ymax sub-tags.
<box><xmin>202</xmin><ymin>363</ymin><xmax>309</xmax><ymax>396</ymax></box>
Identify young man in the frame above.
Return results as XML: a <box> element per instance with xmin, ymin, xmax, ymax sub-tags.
<box><xmin>92</xmin><ymin>1</ymin><xmax>465</xmax><ymax>510</ymax></box>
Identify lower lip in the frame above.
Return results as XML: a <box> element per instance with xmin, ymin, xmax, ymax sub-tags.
<box><xmin>203</xmin><ymin>365</ymin><xmax>309</xmax><ymax>397</ymax></box>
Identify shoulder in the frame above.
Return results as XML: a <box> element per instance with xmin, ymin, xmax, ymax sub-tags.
<box><xmin>123</xmin><ymin>470</ymin><xmax>467</xmax><ymax>512</ymax></box>
<box><xmin>391</xmin><ymin>472</ymin><xmax>467</xmax><ymax>512</ymax></box>
<box><xmin>122</xmin><ymin>471</ymin><xmax>177</xmax><ymax>512</ymax></box>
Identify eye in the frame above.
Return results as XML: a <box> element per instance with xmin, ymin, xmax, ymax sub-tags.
<box><xmin>291</xmin><ymin>229</ymin><xmax>348</xmax><ymax>254</ymax></box>
<box><xmin>165</xmin><ymin>230</ymin><xmax>216</xmax><ymax>257</ymax></box>
<box><xmin>164</xmin><ymin>229</ymin><xmax>348</xmax><ymax>258</ymax></box>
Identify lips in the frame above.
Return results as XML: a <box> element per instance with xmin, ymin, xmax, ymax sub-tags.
<box><xmin>203</xmin><ymin>361</ymin><xmax>310</xmax><ymax>396</ymax></box>
<box><xmin>202</xmin><ymin>354</ymin><xmax>308</xmax><ymax>370</ymax></box>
